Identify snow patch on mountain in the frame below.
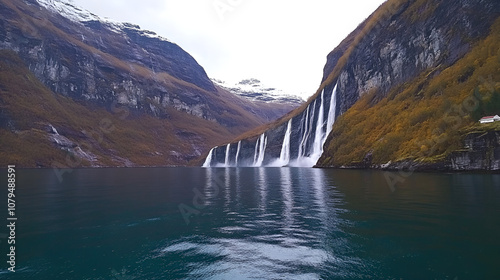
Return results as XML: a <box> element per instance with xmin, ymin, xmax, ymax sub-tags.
<box><xmin>36</xmin><ymin>0</ymin><xmax>171</xmax><ymax>42</ymax></box>
<box><xmin>213</xmin><ymin>78</ymin><xmax>304</xmax><ymax>104</ymax></box>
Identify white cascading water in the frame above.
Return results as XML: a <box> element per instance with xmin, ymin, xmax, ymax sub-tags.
<box><xmin>311</xmin><ymin>90</ymin><xmax>325</xmax><ymax>157</ymax></box>
<box><xmin>306</xmin><ymin>100</ymin><xmax>317</xmax><ymax>156</ymax></box>
<box><xmin>235</xmin><ymin>140</ymin><xmax>241</xmax><ymax>166</ymax></box>
<box><xmin>297</xmin><ymin>105</ymin><xmax>310</xmax><ymax>160</ymax></box>
<box><xmin>325</xmin><ymin>83</ymin><xmax>338</xmax><ymax>140</ymax></box>
<box><xmin>255</xmin><ymin>134</ymin><xmax>267</xmax><ymax>167</ymax></box>
<box><xmin>224</xmin><ymin>143</ymin><xmax>231</xmax><ymax>167</ymax></box>
<box><xmin>298</xmin><ymin>99</ymin><xmax>316</xmax><ymax>160</ymax></box>
<box><xmin>253</xmin><ymin>136</ymin><xmax>260</xmax><ymax>165</ymax></box>
<box><xmin>277</xmin><ymin>119</ymin><xmax>292</xmax><ymax>166</ymax></box>
<box><xmin>203</xmin><ymin>84</ymin><xmax>338</xmax><ymax>168</ymax></box>
<box><xmin>202</xmin><ymin>147</ymin><xmax>215</xmax><ymax>167</ymax></box>
<box><xmin>292</xmin><ymin>87</ymin><xmax>336</xmax><ymax>167</ymax></box>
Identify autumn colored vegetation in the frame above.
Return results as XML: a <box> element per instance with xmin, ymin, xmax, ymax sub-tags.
<box><xmin>319</xmin><ymin>18</ymin><xmax>500</xmax><ymax>166</ymax></box>
<box><xmin>0</xmin><ymin>50</ymin><xmax>239</xmax><ymax>167</ymax></box>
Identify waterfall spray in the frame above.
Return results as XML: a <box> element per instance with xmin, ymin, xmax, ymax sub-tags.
<box><xmin>202</xmin><ymin>83</ymin><xmax>339</xmax><ymax>168</ymax></box>
<box><xmin>224</xmin><ymin>143</ymin><xmax>231</xmax><ymax>167</ymax></box>
<box><xmin>255</xmin><ymin>134</ymin><xmax>267</xmax><ymax>167</ymax></box>
<box><xmin>278</xmin><ymin>119</ymin><xmax>292</xmax><ymax>166</ymax></box>
<box><xmin>235</xmin><ymin>140</ymin><xmax>241</xmax><ymax>166</ymax></box>
<box><xmin>298</xmin><ymin>105</ymin><xmax>310</xmax><ymax>160</ymax></box>
<box><xmin>312</xmin><ymin>90</ymin><xmax>325</xmax><ymax>157</ymax></box>
<box><xmin>202</xmin><ymin>147</ymin><xmax>216</xmax><ymax>167</ymax></box>
<box><xmin>325</xmin><ymin>83</ymin><xmax>337</xmax><ymax>140</ymax></box>
<box><xmin>253</xmin><ymin>137</ymin><xmax>260</xmax><ymax>166</ymax></box>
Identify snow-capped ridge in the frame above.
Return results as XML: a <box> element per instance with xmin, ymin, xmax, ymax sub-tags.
<box><xmin>212</xmin><ymin>78</ymin><xmax>304</xmax><ymax>105</ymax></box>
<box><xmin>36</xmin><ymin>0</ymin><xmax>172</xmax><ymax>42</ymax></box>
<box><xmin>36</xmin><ymin>0</ymin><xmax>100</xmax><ymax>23</ymax></box>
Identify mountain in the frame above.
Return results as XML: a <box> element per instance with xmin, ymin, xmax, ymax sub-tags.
<box><xmin>213</xmin><ymin>78</ymin><xmax>304</xmax><ymax>105</ymax></box>
<box><xmin>0</xmin><ymin>0</ymin><xmax>297</xmax><ymax>167</ymax></box>
<box><xmin>211</xmin><ymin>78</ymin><xmax>303</xmax><ymax>124</ymax></box>
<box><xmin>203</xmin><ymin>0</ymin><xmax>500</xmax><ymax>171</ymax></box>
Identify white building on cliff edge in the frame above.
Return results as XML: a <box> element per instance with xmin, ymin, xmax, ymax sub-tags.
<box><xmin>479</xmin><ymin>115</ymin><xmax>500</xmax><ymax>124</ymax></box>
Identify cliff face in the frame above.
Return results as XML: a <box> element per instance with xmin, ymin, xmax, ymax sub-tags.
<box><xmin>204</xmin><ymin>0</ymin><xmax>500</xmax><ymax>171</ymax></box>
<box><xmin>341</xmin><ymin>129</ymin><xmax>500</xmax><ymax>172</ymax></box>
<box><xmin>2</xmin><ymin>0</ymin><xmax>213</xmax><ymax>117</ymax></box>
<box><xmin>0</xmin><ymin>0</ymin><xmax>299</xmax><ymax>167</ymax></box>
<box><xmin>322</xmin><ymin>0</ymin><xmax>499</xmax><ymax>116</ymax></box>
<box><xmin>449</xmin><ymin>131</ymin><xmax>500</xmax><ymax>171</ymax></box>
<box><xmin>318</xmin><ymin>0</ymin><xmax>500</xmax><ymax>171</ymax></box>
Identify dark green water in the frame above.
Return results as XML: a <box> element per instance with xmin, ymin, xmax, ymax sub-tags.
<box><xmin>1</xmin><ymin>168</ymin><xmax>500</xmax><ymax>279</ymax></box>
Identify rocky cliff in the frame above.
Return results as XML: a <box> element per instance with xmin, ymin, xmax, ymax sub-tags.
<box><xmin>0</xmin><ymin>0</ymin><xmax>299</xmax><ymax>167</ymax></box>
<box><xmin>449</xmin><ymin>130</ymin><xmax>500</xmax><ymax>171</ymax></box>
<box><xmin>337</xmin><ymin>128</ymin><xmax>500</xmax><ymax>172</ymax></box>
<box><xmin>318</xmin><ymin>0</ymin><xmax>500</xmax><ymax>171</ymax></box>
<box><xmin>320</xmin><ymin>0</ymin><xmax>499</xmax><ymax>120</ymax></box>
<box><xmin>203</xmin><ymin>0</ymin><xmax>500</xmax><ymax>171</ymax></box>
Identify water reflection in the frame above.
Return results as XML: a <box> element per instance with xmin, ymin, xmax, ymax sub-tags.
<box><xmin>256</xmin><ymin>167</ymin><xmax>268</xmax><ymax>213</ymax></box>
<box><xmin>224</xmin><ymin>167</ymin><xmax>231</xmax><ymax>209</ymax></box>
<box><xmin>203</xmin><ymin>168</ymin><xmax>216</xmax><ymax>206</ymax></box>
<box><xmin>13</xmin><ymin>168</ymin><xmax>500</xmax><ymax>279</ymax></box>
<box><xmin>159</xmin><ymin>168</ymin><xmax>342</xmax><ymax>279</ymax></box>
<box><xmin>235</xmin><ymin>168</ymin><xmax>242</xmax><ymax>207</ymax></box>
<box><xmin>280</xmin><ymin>168</ymin><xmax>294</xmax><ymax>234</ymax></box>
<box><xmin>310</xmin><ymin>168</ymin><xmax>327</xmax><ymax>229</ymax></box>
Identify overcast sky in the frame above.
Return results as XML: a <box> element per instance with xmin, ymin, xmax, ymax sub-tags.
<box><xmin>70</xmin><ymin>0</ymin><xmax>386</xmax><ymax>98</ymax></box>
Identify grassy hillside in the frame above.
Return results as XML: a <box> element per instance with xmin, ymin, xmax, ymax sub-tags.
<box><xmin>319</xmin><ymin>18</ymin><xmax>500</xmax><ymax>167</ymax></box>
<box><xmin>0</xmin><ymin>50</ymin><xmax>238</xmax><ymax>167</ymax></box>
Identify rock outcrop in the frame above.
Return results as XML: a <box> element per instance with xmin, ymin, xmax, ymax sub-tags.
<box><xmin>449</xmin><ymin>131</ymin><xmax>500</xmax><ymax>171</ymax></box>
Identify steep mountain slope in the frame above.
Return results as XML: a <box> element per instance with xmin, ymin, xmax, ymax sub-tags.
<box><xmin>317</xmin><ymin>0</ymin><xmax>500</xmax><ymax>170</ymax></box>
<box><xmin>0</xmin><ymin>0</ymin><xmax>298</xmax><ymax>167</ymax></box>
<box><xmin>0</xmin><ymin>50</ymin><xmax>232</xmax><ymax>167</ymax></box>
<box><xmin>203</xmin><ymin>0</ymin><xmax>500</xmax><ymax>171</ymax></box>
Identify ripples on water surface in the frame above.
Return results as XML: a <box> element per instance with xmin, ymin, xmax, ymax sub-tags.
<box><xmin>1</xmin><ymin>168</ymin><xmax>500</xmax><ymax>279</ymax></box>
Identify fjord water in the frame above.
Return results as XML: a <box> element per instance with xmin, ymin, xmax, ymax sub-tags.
<box><xmin>2</xmin><ymin>168</ymin><xmax>500</xmax><ymax>279</ymax></box>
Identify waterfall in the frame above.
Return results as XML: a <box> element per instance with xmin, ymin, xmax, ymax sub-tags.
<box><xmin>292</xmin><ymin>87</ymin><xmax>336</xmax><ymax>167</ymax></box>
<box><xmin>202</xmin><ymin>83</ymin><xmax>339</xmax><ymax>168</ymax></box>
<box><xmin>278</xmin><ymin>119</ymin><xmax>292</xmax><ymax>166</ymax></box>
<box><xmin>312</xmin><ymin>90</ymin><xmax>325</xmax><ymax>157</ymax></box>
<box><xmin>202</xmin><ymin>147</ymin><xmax>216</xmax><ymax>167</ymax></box>
<box><xmin>306</xmin><ymin>100</ymin><xmax>317</xmax><ymax>156</ymax></box>
<box><xmin>325</xmin><ymin>83</ymin><xmax>337</xmax><ymax>140</ymax></box>
<box><xmin>255</xmin><ymin>133</ymin><xmax>267</xmax><ymax>167</ymax></box>
<box><xmin>297</xmin><ymin>105</ymin><xmax>310</xmax><ymax>160</ymax></box>
<box><xmin>253</xmin><ymin>136</ymin><xmax>260</xmax><ymax>165</ymax></box>
<box><xmin>224</xmin><ymin>143</ymin><xmax>231</xmax><ymax>167</ymax></box>
<box><xmin>298</xmin><ymin>100</ymin><xmax>316</xmax><ymax>159</ymax></box>
<box><xmin>235</xmin><ymin>140</ymin><xmax>241</xmax><ymax>166</ymax></box>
